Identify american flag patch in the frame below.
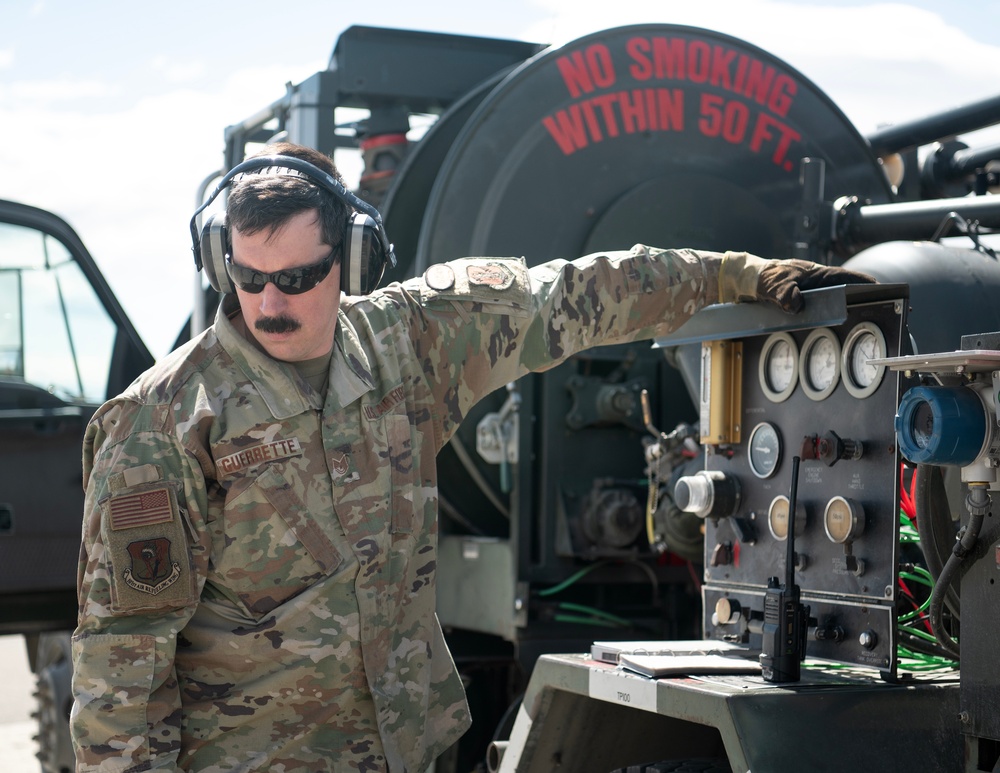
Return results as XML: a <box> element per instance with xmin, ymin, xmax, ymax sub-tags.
<box><xmin>108</xmin><ymin>487</ymin><xmax>174</xmax><ymax>530</ymax></box>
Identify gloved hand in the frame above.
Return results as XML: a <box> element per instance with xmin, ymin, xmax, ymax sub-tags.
<box><xmin>718</xmin><ymin>252</ymin><xmax>876</xmax><ymax>313</ymax></box>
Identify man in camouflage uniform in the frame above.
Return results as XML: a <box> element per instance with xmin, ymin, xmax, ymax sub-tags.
<box><xmin>71</xmin><ymin>142</ymin><xmax>872</xmax><ymax>772</ymax></box>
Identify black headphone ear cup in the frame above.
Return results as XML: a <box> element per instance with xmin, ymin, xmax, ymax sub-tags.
<box><xmin>342</xmin><ymin>212</ymin><xmax>387</xmax><ymax>295</ymax></box>
<box><xmin>200</xmin><ymin>212</ymin><xmax>235</xmax><ymax>295</ymax></box>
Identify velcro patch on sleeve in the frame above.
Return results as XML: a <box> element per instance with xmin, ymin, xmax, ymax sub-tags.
<box><xmin>108</xmin><ymin>487</ymin><xmax>174</xmax><ymax>530</ymax></box>
<box><xmin>101</xmin><ymin>484</ymin><xmax>197</xmax><ymax>613</ymax></box>
<box><xmin>420</xmin><ymin>257</ymin><xmax>532</xmax><ymax>317</ymax></box>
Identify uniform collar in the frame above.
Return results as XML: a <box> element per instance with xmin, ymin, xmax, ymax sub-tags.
<box><xmin>326</xmin><ymin>308</ymin><xmax>375</xmax><ymax>414</ymax></box>
<box><xmin>215</xmin><ymin>296</ymin><xmax>374</xmax><ymax>419</ymax></box>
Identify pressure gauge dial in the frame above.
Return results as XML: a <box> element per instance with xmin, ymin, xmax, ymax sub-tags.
<box><xmin>767</xmin><ymin>495</ymin><xmax>805</xmax><ymax>541</ymax></box>
<box><xmin>799</xmin><ymin>328</ymin><xmax>841</xmax><ymax>401</ymax></box>
<box><xmin>823</xmin><ymin>496</ymin><xmax>866</xmax><ymax>544</ymax></box>
<box><xmin>747</xmin><ymin>422</ymin><xmax>782</xmax><ymax>479</ymax></box>
<box><xmin>842</xmin><ymin>322</ymin><xmax>888</xmax><ymax>399</ymax></box>
<box><xmin>759</xmin><ymin>332</ymin><xmax>798</xmax><ymax>403</ymax></box>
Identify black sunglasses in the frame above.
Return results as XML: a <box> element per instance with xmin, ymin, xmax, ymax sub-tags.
<box><xmin>225</xmin><ymin>251</ymin><xmax>336</xmax><ymax>295</ymax></box>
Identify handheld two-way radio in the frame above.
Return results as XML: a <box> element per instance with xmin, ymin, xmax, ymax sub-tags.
<box><xmin>760</xmin><ymin>455</ymin><xmax>810</xmax><ymax>683</ymax></box>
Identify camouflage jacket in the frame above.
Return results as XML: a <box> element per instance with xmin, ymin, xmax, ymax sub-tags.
<box><xmin>72</xmin><ymin>246</ymin><xmax>722</xmax><ymax>772</ymax></box>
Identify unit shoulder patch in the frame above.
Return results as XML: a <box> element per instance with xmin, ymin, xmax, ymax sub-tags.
<box><xmin>123</xmin><ymin>538</ymin><xmax>182</xmax><ymax>595</ymax></box>
<box><xmin>101</xmin><ymin>482</ymin><xmax>196</xmax><ymax>613</ymax></box>
<box><xmin>467</xmin><ymin>261</ymin><xmax>515</xmax><ymax>290</ymax></box>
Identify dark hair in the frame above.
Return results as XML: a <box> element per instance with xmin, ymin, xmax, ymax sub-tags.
<box><xmin>226</xmin><ymin>142</ymin><xmax>349</xmax><ymax>262</ymax></box>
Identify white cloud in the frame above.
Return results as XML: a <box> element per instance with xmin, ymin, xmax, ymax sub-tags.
<box><xmin>0</xmin><ymin>49</ymin><xmax>12</xmax><ymax>69</ymax></box>
<box><xmin>150</xmin><ymin>55</ymin><xmax>206</xmax><ymax>84</ymax></box>
<box><xmin>3</xmin><ymin>78</ymin><xmax>115</xmax><ymax>102</ymax></box>
<box><xmin>0</xmin><ymin>59</ymin><xmax>329</xmax><ymax>356</ymax></box>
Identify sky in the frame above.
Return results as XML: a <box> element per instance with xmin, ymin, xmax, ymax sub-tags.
<box><xmin>1</xmin><ymin>0</ymin><xmax>999</xmax><ymax>358</ymax></box>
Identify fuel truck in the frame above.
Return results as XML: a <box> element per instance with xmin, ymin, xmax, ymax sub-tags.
<box><xmin>2</xmin><ymin>22</ymin><xmax>1000</xmax><ymax>773</ymax></box>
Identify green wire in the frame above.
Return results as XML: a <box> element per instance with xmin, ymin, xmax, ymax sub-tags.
<box><xmin>895</xmin><ymin>512</ymin><xmax>960</xmax><ymax>667</ymax></box>
<box><xmin>901</xmin><ymin>626</ymin><xmax>942</xmax><ymax>645</ymax></box>
<box><xmin>900</xmin><ymin>570</ymin><xmax>933</xmax><ymax>589</ymax></box>
<box><xmin>898</xmin><ymin>602</ymin><xmax>930</xmax><ymax>624</ymax></box>
<box><xmin>537</xmin><ymin>564</ymin><xmax>633</xmax><ymax>628</ymax></box>
<box><xmin>558</xmin><ymin>601</ymin><xmax>631</xmax><ymax>626</ymax></box>
<box><xmin>905</xmin><ymin>564</ymin><xmax>934</xmax><ymax>582</ymax></box>
<box><xmin>537</xmin><ymin>562</ymin><xmax>607</xmax><ymax>597</ymax></box>
<box><xmin>899</xmin><ymin>510</ymin><xmax>921</xmax><ymax>543</ymax></box>
<box><xmin>897</xmin><ymin>648</ymin><xmax>958</xmax><ymax>671</ymax></box>
<box><xmin>553</xmin><ymin>614</ymin><xmax>620</xmax><ymax>628</ymax></box>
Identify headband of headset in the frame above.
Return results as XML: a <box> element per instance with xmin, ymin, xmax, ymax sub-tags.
<box><xmin>188</xmin><ymin>154</ymin><xmax>396</xmax><ymax>295</ymax></box>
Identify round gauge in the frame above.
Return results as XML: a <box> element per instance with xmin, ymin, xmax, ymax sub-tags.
<box><xmin>799</xmin><ymin>328</ymin><xmax>841</xmax><ymax>401</ymax></box>
<box><xmin>758</xmin><ymin>332</ymin><xmax>799</xmax><ymax>403</ymax></box>
<box><xmin>747</xmin><ymin>422</ymin><xmax>782</xmax><ymax>479</ymax></box>
<box><xmin>767</xmin><ymin>495</ymin><xmax>805</xmax><ymax>541</ymax></box>
<box><xmin>824</xmin><ymin>496</ymin><xmax>866</xmax><ymax>543</ymax></box>
<box><xmin>842</xmin><ymin>322</ymin><xmax>887</xmax><ymax>399</ymax></box>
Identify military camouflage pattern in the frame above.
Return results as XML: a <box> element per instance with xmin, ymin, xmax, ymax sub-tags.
<box><xmin>72</xmin><ymin>246</ymin><xmax>725</xmax><ymax>772</ymax></box>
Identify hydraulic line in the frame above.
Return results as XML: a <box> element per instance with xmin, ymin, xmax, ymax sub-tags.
<box><xmin>448</xmin><ymin>434</ymin><xmax>510</xmax><ymax>520</ymax></box>
<box><xmin>914</xmin><ymin>464</ymin><xmax>961</xmax><ymax>619</ymax></box>
<box><xmin>928</xmin><ymin>484</ymin><xmax>989</xmax><ymax>659</ymax></box>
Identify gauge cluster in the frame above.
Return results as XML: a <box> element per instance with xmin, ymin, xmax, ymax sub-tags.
<box><xmin>759</xmin><ymin>321</ymin><xmax>889</xmax><ymax>404</ymax></box>
<box><xmin>689</xmin><ymin>285</ymin><xmax>908</xmax><ymax>674</ymax></box>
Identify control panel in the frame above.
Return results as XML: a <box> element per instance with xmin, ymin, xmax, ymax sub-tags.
<box><xmin>661</xmin><ymin>284</ymin><xmax>907</xmax><ymax>675</ymax></box>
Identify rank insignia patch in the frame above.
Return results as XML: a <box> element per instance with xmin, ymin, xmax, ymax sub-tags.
<box><xmin>330</xmin><ymin>452</ymin><xmax>351</xmax><ymax>477</ymax></box>
<box><xmin>124</xmin><ymin>538</ymin><xmax>181</xmax><ymax>595</ymax></box>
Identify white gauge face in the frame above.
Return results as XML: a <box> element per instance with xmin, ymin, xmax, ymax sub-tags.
<box><xmin>767</xmin><ymin>495</ymin><xmax>804</xmax><ymax>541</ymax></box>
<box><xmin>768</xmin><ymin>496</ymin><xmax>790</xmax><ymax>540</ymax></box>
<box><xmin>842</xmin><ymin>322</ymin><xmax>887</xmax><ymax>399</ymax></box>
<box><xmin>808</xmin><ymin>337</ymin><xmax>838</xmax><ymax>389</ymax></box>
<box><xmin>759</xmin><ymin>332</ymin><xmax>798</xmax><ymax>402</ymax></box>
<box><xmin>799</xmin><ymin>328</ymin><xmax>841</xmax><ymax>401</ymax></box>
<box><xmin>767</xmin><ymin>339</ymin><xmax>795</xmax><ymax>391</ymax></box>
<box><xmin>824</xmin><ymin>496</ymin><xmax>865</xmax><ymax>543</ymax></box>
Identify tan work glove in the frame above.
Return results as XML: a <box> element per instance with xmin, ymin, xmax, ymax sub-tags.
<box><xmin>718</xmin><ymin>252</ymin><xmax>876</xmax><ymax>313</ymax></box>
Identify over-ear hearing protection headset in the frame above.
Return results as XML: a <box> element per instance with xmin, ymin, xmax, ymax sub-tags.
<box><xmin>189</xmin><ymin>155</ymin><xmax>396</xmax><ymax>296</ymax></box>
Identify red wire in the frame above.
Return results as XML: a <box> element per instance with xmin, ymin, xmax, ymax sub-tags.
<box><xmin>899</xmin><ymin>464</ymin><xmax>916</xmax><ymax>520</ymax></box>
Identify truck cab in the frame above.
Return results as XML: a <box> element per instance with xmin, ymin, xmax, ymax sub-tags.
<box><xmin>0</xmin><ymin>199</ymin><xmax>153</xmax><ymax>633</ymax></box>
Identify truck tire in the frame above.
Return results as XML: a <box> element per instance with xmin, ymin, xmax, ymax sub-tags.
<box><xmin>32</xmin><ymin>631</ymin><xmax>74</xmax><ymax>773</ymax></box>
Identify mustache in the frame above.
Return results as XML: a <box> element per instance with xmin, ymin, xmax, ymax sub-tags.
<box><xmin>255</xmin><ymin>315</ymin><xmax>301</xmax><ymax>334</ymax></box>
